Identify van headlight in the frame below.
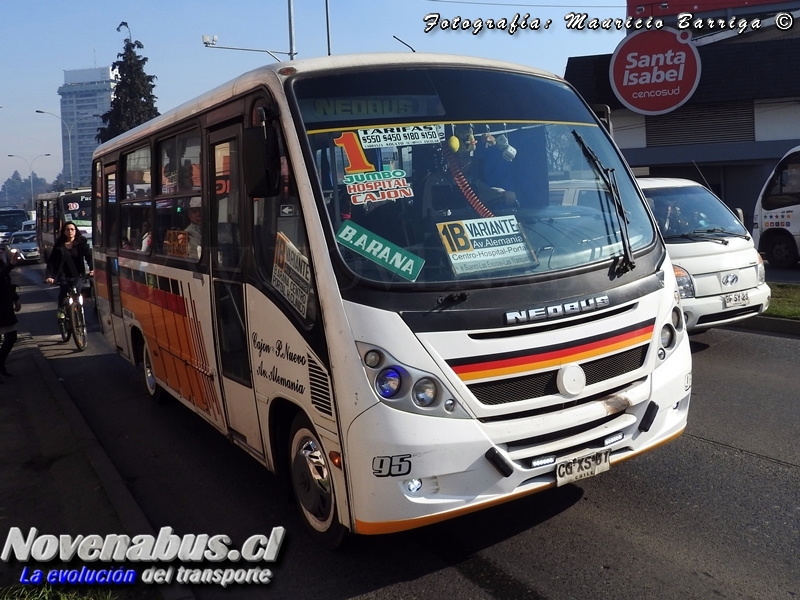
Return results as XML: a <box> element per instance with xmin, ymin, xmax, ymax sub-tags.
<box><xmin>673</xmin><ymin>265</ymin><xmax>695</xmax><ymax>299</ymax></box>
<box><xmin>756</xmin><ymin>254</ymin><xmax>766</xmax><ymax>284</ymax></box>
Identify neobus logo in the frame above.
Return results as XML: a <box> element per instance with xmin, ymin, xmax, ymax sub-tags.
<box><xmin>505</xmin><ymin>295</ymin><xmax>610</xmax><ymax>325</ymax></box>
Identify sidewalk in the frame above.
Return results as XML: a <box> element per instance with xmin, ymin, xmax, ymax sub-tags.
<box><xmin>0</xmin><ymin>333</ymin><xmax>192</xmax><ymax>600</ymax></box>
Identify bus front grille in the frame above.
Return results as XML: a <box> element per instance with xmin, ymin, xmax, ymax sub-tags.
<box><xmin>468</xmin><ymin>345</ymin><xmax>648</xmax><ymax>406</ymax></box>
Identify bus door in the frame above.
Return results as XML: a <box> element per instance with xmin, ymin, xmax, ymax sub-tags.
<box><xmin>208</xmin><ymin>126</ymin><xmax>264</xmax><ymax>456</ymax></box>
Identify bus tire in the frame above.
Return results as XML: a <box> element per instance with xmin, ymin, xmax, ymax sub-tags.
<box><xmin>289</xmin><ymin>413</ymin><xmax>347</xmax><ymax>549</ymax></box>
<box><xmin>765</xmin><ymin>233</ymin><xmax>799</xmax><ymax>269</ymax></box>
<box><xmin>142</xmin><ymin>340</ymin><xmax>165</xmax><ymax>403</ymax></box>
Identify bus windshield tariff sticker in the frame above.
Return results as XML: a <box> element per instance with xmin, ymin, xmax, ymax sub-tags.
<box><xmin>437</xmin><ymin>215</ymin><xmax>537</xmax><ymax>275</ymax></box>
<box><xmin>358</xmin><ymin>124</ymin><xmax>445</xmax><ymax>149</ymax></box>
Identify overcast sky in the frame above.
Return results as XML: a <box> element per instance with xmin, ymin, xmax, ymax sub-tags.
<box><xmin>0</xmin><ymin>0</ymin><xmax>627</xmax><ymax>184</ymax></box>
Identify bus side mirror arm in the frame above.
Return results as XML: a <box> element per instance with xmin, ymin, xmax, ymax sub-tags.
<box><xmin>243</xmin><ymin>116</ymin><xmax>281</xmax><ymax>199</ymax></box>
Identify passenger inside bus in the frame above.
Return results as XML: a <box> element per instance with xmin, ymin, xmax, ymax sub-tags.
<box><xmin>184</xmin><ymin>198</ymin><xmax>202</xmax><ymax>259</ymax></box>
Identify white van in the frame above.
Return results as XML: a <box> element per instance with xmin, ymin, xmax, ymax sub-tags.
<box><xmin>638</xmin><ymin>178</ymin><xmax>770</xmax><ymax>331</ymax></box>
<box><xmin>752</xmin><ymin>145</ymin><xmax>800</xmax><ymax>268</ymax></box>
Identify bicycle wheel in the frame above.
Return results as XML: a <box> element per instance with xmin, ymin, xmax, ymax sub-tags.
<box><xmin>70</xmin><ymin>303</ymin><xmax>88</xmax><ymax>351</ymax></box>
<box><xmin>59</xmin><ymin>309</ymin><xmax>71</xmax><ymax>342</ymax></box>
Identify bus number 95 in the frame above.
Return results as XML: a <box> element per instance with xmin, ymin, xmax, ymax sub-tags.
<box><xmin>372</xmin><ymin>454</ymin><xmax>412</xmax><ymax>477</ymax></box>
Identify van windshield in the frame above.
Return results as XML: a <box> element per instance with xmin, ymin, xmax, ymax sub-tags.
<box><xmin>644</xmin><ymin>185</ymin><xmax>748</xmax><ymax>238</ymax></box>
<box><xmin>293</xmin><ymin>67</ymin><xmax>654</xmax><ymax>286</ymax></box>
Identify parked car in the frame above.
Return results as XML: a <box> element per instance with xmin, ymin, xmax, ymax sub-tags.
<box><xmin>4</xmin><ymin>230</ymin><xmax>41</xmax><ymax>264</ymax></box>
<box><xmin>638</xmin><ymin>178</ymin><xmax>771</xmax><ymax>332</ymax></box>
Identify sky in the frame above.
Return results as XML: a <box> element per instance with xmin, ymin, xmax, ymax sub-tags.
<box><xmin>0</xmin><ymin>0</ymin><xmax>628</xmax><ymax>185</ymax></box>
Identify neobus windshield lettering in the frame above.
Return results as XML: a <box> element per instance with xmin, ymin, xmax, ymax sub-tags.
<box><xmin>91</xmin><ymin>53</ymin><xmax>691</xmax><ymax>549</ymax></box>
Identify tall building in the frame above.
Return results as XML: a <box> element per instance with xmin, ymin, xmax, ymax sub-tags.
<box><xmin>56</xmin><ymin>67</ymin><xmax>115</xmax><ymax>188</ymax></box>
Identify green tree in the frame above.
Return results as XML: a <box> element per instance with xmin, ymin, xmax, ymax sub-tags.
<box><xmin>96</xmin><ymin>22</ymin><xmax>159</xmax><ymax>144</ymax></box>
<box><xmin>1</xmin><ymin>172</ymin><xmax>27</xmax><ymax>208</ymax></box>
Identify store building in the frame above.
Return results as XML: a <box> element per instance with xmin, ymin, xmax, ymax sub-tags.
<box><xmin>564</xmin><ymin>4</ymin><xmax>800</xmax><ymax>229</ymax></box>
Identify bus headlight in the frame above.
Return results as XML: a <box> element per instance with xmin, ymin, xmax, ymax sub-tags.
<box><xmin>357</xmin><ymin>342</ymin><xmax>471</xmax><ymax>419</ymax></box>
<box><xmin>673</xmin><ymin>265</ymin><xmax>695</xmax><ymax>299</ymax></box>
<box><xmin>376</xmin><ymin>368</ymin><xmax>402</xmax><ymax>398</ymax></box>
<box><xmin>412</xmin><ymin>378</ymin><xmax>437</xmax><ymax>407</ymax></box>
<box><xmin>660</xmin><ymin>324</ymin><xmax>676</xmax><ymax>349</ymax></box>
<box><xmin>671</xmin><ymin>306</ymin><xmax>683</xmax><ymax>331</ymax></box>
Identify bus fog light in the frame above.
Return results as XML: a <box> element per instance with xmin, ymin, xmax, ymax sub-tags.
<box><xmin>531</xmin><ymin>455</ymin><xmax>556</xmax><ymax>468</ymax></box>
<box><xmin>364</xmin><ymin>350</ymin><xmax>381</xmax><ymax>368</ymax></box>
<box><xmin>604</xmin><ymin>432</ymin><xmax>624</xmax><ymax>446</ymax></box>
<box><xmin>657</xmin><ymin>348</ymin><xmax>666</xmax><ymax>360</ymax></box>
<box><xmin>412</xmin><ymin>378</ymin><xmax>437</xmax><ymax>407</ymax></box>
<box><xmin>444</xmin><ymin>398</ymin><xmax>456</xmax><ymax>412</ymax></box>
<box><xmin>405</xmin><ymin>478</ymin><xmax>423</xmax><ymax>493</ymax></box>
<box><xmin>376</xmin><ymin>368</ymin><xmax>402</xmax><ymax>398</ymax></box>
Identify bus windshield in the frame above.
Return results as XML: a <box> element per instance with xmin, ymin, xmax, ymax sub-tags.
<box><xmin>62</xmin><ymin>193</ymin><xmax>92</xmax><ymax>228</ymax></box>
<box><xmin>294</xmin><ymin>67</ymin><xmax>655</xmax><ymax>286</ymax></box>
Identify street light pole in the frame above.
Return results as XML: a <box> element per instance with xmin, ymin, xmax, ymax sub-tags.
<box><xmin>36</xmin><ymin>110</ymin><xmax>73</xmax><ymax>188</ymax></box>
<box><xmin>7</xmin><ymin>153</ymin><xmax>51</xmax><ymax>212</ymax></box>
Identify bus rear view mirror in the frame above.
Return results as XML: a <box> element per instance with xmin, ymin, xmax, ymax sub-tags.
<box><xmin>243</xmin><ymin>126</ymin><xmax>281</xmax><ymax>198</ymax></box>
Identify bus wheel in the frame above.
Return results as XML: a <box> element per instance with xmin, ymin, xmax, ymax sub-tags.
<box><xmin>289</xmin><ymin>413</ymin><xmax>347</xmax><ymax>549</ymax></box>
<box><xmin>142</xmin><ymin>340</ymin><xmax>165</xmax><ymax>403</ymax></box>
<box><xmin>766</xmin><ymin>234</ymin><xmax>799</xmax><ymax>269</ymax></box>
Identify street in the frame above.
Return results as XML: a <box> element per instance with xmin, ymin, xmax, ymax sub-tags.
<box><xmin>9</xmin><ymin>263</ymin><xmax>800</xmax><ymax>600</ymax></box>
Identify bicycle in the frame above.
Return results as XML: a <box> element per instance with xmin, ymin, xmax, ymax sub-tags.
<box><xmin>54</xmin><ymin>275</ymin><xmax>91</xmax><ymax>351</ymax></box>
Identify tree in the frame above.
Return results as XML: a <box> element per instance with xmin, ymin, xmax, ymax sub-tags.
<box><xmin>96</xmin><ymin>22</ymin><xmax>159</xmax><ymax>144</ymax></box>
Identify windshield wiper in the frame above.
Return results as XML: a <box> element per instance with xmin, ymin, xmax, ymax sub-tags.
<box><xmin>571</xmin><ymin>130</ymin><xmax>635</xmax><ymax>275</ymax></box>
<box><xmin>664</xmin><ymin>232</ymin><xmax>728</xmax><ymax>245</ymax></box>
<box><xmin>693</xmin><ymin>228</ymin><xmax>751</xmax><ymax>241</ymax></box>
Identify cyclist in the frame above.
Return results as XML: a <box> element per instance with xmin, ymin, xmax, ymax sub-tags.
<box><xmin>45</xmin><ymin>222</ymin><xmax>93</xmax><ymax>319</ymax></box>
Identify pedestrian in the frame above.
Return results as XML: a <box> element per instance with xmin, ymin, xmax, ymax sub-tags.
<box><xmin>44</xmin><ymin>222</ymin><xmax>93</xmax><ymax>319</ymax></box>
<box><xmin>0</xmin><ymin>250</ymin><xmax>22</xmax><ymax>382</ymax></box>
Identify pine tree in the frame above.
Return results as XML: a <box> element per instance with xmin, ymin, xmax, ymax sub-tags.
<box><xmin>96</xmin><ymin>22</ymin><xmax>159</xmax><ymax>144</ymax></box>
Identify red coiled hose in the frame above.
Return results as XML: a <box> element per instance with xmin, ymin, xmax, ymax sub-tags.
<box><xmin>442</xmin><ymin>146</ymin><xmax>494</xmax><ymax>219</ymax></box>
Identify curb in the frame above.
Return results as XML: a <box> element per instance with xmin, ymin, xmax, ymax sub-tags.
<box><xmin>725</xmin><ymin>315</ymin><xmax>800</xmax><ymax>337</ymax></box>
<box><xmin>28</xmin><ymin>333</ymin><xmax>196</xmax><ymax>600</ymax></box>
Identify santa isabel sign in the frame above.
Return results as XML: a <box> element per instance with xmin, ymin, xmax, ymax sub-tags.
<box><xmin>609</xmin><ymin>28</ymin><xmax>701</xmax><ymax>115</ymax></box>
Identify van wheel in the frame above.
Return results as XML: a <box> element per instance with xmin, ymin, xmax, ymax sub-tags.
<box><xmin>142</xmin><ymin>340</ymin><xmax>165</xmax><ymax>403</ymax></box>
<box><xmin>766</xmin><ymin>234</ymin><xmax>799</xmax><ymax>269</ymax></box>
<box><xmin>289</xmin><ymin>413</ymin><xmax>347</xmax><ymax>549</ymax></box>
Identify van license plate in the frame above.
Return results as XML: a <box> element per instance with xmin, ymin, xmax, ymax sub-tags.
<box><xmin>723</xmin><ymin>292</ymin><xmax>749</xmax><ymax>308</ymax></box>
<box><xmin>555</xmin><ymin>450</ymin><xmax>611</xmax><ymax>486</ymax></box>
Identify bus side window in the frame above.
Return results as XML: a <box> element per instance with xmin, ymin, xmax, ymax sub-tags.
<box><xmin>252</xmin><ymin>135</ymin><xmax>318</xmax><ymax>326</ymax></box>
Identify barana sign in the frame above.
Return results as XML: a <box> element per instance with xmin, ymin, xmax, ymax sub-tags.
<box><xmin>609</xmin><ymin>27</ymin><xmax>701</xmax><ymax>115</ymax></box>
<box><xmin>336</xmin><ymin>221</ymin><xmax>424</xmax><ymax>282</ymax></box>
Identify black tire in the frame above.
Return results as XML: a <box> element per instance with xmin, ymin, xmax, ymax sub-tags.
<box><xmin>765</xmin><ymin>234</ymin><xmax>799</xmax><ymax>269</ymax></box>
<box><xmin>289</xmin><ymin>413</ymin><xmax>347</xmax><ymax>549</ymax></box>
<box><xmin>59</xmin><ymin>310</ymin><xmax>71</xmax><ymax>342</ymax></box>
<box><xmin>70</xmin><ymin>303</ymin><xmax>88</xmax><ymax>351</ymax></box>
<box><xmin>142</xmin><ymin>339</ymin><xmax>165</xmax><ymax>403</ymax></box>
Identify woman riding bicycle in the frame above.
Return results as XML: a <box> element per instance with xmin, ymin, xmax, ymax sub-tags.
<box><xmin>45</xmin><ymin>222</ymin><xmax>93</xmax><ymax>318</ymax></box>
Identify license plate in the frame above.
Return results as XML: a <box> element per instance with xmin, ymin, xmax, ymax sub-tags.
<box><xmin>555</xmin><ymin>449</ymin><xmax>611</xmax><ymax>486</ymax></box>
<box><xmin>723</xmin><ymin>291</ymin><xmax>749</xmax><ymax>308</ymax></box>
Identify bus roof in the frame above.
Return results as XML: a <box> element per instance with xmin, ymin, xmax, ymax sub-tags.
<box><xmin>93</xmin><ymin>52</ymin><xmax>560</xmax><ymax>159</ymax></box>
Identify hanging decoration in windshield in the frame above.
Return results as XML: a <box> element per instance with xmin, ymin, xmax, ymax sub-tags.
<box><xmin>436</xmin><ymin>216</ymin><xmax>537</xmax><ymax>276</ymax></box>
